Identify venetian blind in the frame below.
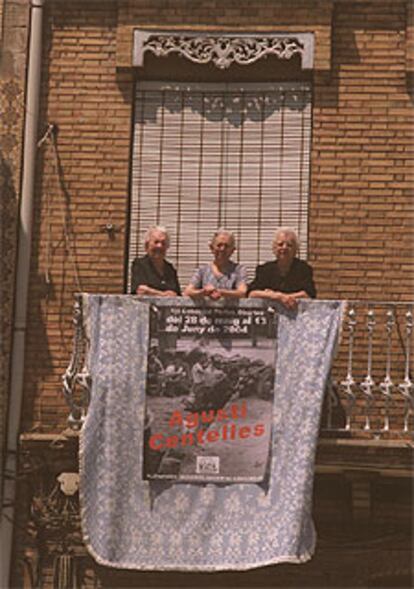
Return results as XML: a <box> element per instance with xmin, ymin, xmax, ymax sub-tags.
<box><xmin>128</xmin><ymin>81</ymin><xmax>311</xmax><ymax>287</ymax></box>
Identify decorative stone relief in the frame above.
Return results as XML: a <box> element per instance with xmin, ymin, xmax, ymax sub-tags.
<box><xmin>134</xmin><ymin>30</ymin><xmax>314</xmax><ymax>70</ymax></box>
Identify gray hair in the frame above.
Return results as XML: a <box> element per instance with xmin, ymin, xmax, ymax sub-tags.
<box><xmin>209</xmin><ymin>228</ymin><xmax>236</xmax><ymax>249</ymax></box>
<box><xmin>272</xmin><ymin>227</ymin><xmax>300</xmax><ymax>254</ymax></box>
<box><xmin>144</xmin><ymin>225</ymin><xmax>170</xmax><ymax>248</ymax></box>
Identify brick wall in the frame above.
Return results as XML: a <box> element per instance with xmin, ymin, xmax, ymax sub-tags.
<box><xmin>20</xmin><ymin>0</ymin><xmax>413</xmax><ymax>434</ymax></box>
<box><xmin>22</xmin><ymin>1</ymin><xmax>132</xmax><ymax>430</ymax></box>
<box><xmin>312</xmin><ymin>0</ymin><xmax>413</xmax><ymax>301</ymax></box>
<box><xmin>8</xmin><ymin>3</ymin><xmax>413</xmax><ymax>585</ymax></box>
<box><xmin>116</xmin><ymin>0</ymin><xmax>333</xmax><ymax>70</ymax></box>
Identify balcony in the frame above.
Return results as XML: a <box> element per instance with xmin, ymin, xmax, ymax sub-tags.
<box><xmin>322</xmin><ymin>301</ymin><xmax>413</xmax><ymax>437</ymax></box>
<box><xmin>314</xmin><ymin>301</ymin><xmax>413</xmax><ymax>484</ymax></box>
<box><xmin>15</xmin><ymin>297</ymin><xmax>413</xmax><ymax>588</ymax></box>
<box><xmin>63</xmin><ymin>297</ymin><xmax>413</xmax><ymax>440</ymax></box>
<box><xmin>59</xmin><ymin>296</ymin><xmax>413</xmax><ymax>484</ymax></box>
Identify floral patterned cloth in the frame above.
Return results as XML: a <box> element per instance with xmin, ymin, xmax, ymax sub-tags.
<box><xmin>80</xmin><ymin>295</ymin><xmax>344</xmax><ymax>571</ymax></box>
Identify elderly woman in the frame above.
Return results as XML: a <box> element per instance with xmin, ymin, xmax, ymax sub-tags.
<box><xmin>248</xmin><ymin>227</ymin><xmax>316</xmax><ymax>309</ymax></box>
<box><xmin>130</xmin><ymin>225</ymin><xmax>181</xmax><ymax>296</ymax></box>
<box><xmin>184</xmin><ymin>229</ymin><xmax>247</xmax><ymax>300</ymax></box>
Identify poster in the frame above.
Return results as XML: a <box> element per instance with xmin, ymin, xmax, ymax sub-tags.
<box><xmin>143</xmin><ymin>304</ymin><xmax>278</xmax><ymax>483</ymax></box>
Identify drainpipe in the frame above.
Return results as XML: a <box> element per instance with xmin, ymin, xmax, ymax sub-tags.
<box><xmin>0</xmin><ymin>1</ymin><xmax>45</xmax><ymax>586</ymax></box>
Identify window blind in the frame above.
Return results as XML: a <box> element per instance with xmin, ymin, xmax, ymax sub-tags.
<box><xmin>128</xmin><ymin>81</ymin><xmax>311</xmax><ymax>288</ymax></box>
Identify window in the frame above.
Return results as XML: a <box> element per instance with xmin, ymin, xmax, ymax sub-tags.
<box><xmin>128</xmin><ymin>81</ymin><xmax>311</xmax><ymax>287</ymax></box>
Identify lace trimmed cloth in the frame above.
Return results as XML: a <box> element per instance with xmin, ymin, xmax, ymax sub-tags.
<box><xmin>79</xmin><ymin>295</ymin><xmax>344</xmax><ymax>571</ymax></box>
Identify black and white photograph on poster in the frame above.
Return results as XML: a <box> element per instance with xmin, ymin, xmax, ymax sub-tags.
<box><xmin>143</xmin><ymin>305</ymin><xmax>278</xmax><ymax>483</ymax></box>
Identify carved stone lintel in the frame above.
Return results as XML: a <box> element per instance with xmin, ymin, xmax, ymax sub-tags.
<box><xmin>134</xmin><ymin>30</ymin><xmax>314</xmax><ymax>70</ymax></box>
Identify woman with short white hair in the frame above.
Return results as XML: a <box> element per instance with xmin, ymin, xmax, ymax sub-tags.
<box><xmin>184</xmin><ymin>228</ymin><xmax>247</xmax><ymax>300</ymax></box>
<box><xmin>248</xmin><ymin>227</ymin><xmax>316</xmax><ymax>309</ymax></box>
<box><xmin>130</xmin><ymin>225</ymin><xmax>181</xmax><ymax>296</ymax></box>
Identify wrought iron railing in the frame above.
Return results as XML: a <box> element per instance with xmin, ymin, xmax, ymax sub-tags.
<box><xmin>322</xmin><ymin>301</ymin><xmax>413</xmax><ymax>437</ymax></box>
<box><xmin>63</xmin><ymin>297</ymin><xmax>414</xmax><ymax>437</ymax></box>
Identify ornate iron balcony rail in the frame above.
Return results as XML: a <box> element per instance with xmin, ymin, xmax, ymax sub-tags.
<box><xmin>323</xmin><ymin>301</ymin><xmax>413</xmax><ymax>437</ymax></box>
<box><xmin>63</xmin><ymin>297</ymin><xmax>413</xmax><ymax>437</ymax></box>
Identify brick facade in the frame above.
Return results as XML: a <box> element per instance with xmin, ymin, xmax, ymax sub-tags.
<box><xmin>312</xmin><ymin>1</ymin><xmax>413</xmax><ymax>300</ymax></box>
<box><xmin>2</xmin><ymin>0</ymin><xmax>413</xmax><ymax>586</ymax></box>
<box><xmin>17</xmin><ymin>0</ymin><xmax>414</xmax><ymax>434</ymax></box>
<box><xmin>23</xmin><ymin>0</ymin><xmax>131</xmax><ymax>430</ymax></box>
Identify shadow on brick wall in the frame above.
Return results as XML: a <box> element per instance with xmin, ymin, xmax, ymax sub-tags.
<box><xmin>0</xmin><ymin>150</ymin><xmax>17</xmax><ymax>450</ymax></box>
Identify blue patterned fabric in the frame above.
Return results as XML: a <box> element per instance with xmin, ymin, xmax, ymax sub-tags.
<box><xmin>80</xmin><ymin>295</ymin><xmax>344</xmax><ymax>571</ymax></box>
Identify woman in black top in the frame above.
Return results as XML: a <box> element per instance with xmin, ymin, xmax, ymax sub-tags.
<box><xmin>248</xmin><ymin>227</ymin><xmax>316</xmax><ymax>310</ymax></box>
<box><xmin>130</xmin><ymin>226</ymin><xmax>181</xmax><ymax>297</ymax></box>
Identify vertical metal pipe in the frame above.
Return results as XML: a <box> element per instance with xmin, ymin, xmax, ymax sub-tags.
<box><xmin>0</xmin><ymin>1</ymin><xmax>44</xmax><ymax>586</ymax></box>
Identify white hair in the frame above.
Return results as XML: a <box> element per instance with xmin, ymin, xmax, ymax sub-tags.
<box><xmin>143</xmin><ymin>225</ymin><xmax>170</xmax><ymax>248</ymax></box>
<box><xmin>272</xmin><ymin>227</ymin><xmax>300</xmax><ymax>253</ymax></box>
<box><xmin>209</xmin><ymin>228</ymin><xmax>236</xmax><ymax>249</ymax></box>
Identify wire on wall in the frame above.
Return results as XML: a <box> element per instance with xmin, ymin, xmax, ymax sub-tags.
<box><xmin>37</xmin><ymin>124</ymin><xmax>82</xmax><ymax>293</ymax></box>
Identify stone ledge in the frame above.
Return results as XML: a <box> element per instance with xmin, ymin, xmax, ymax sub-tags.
<box><xmin>316</xmin><ymin>437</ymin><xmax>414</xmax><ymax>477</ymax></box>
<box><xmin>19</xmin><ymin>431</ymin><xmax>414</xmax><ymax>478</ymax></box>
